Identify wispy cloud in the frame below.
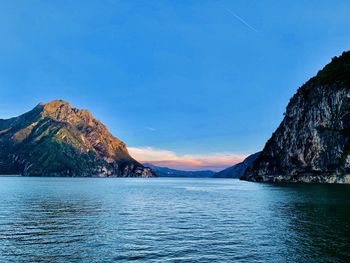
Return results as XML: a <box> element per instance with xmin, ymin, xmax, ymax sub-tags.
<box><xmin>128</xmin><ymin>146</ymin><xmax>247</xmax><ymax>171</ymax></box>
<box><xmin>223</xmin><ymin>6</ymin><xmax>258</xmax><ymax>33</ymax></box>
<box><xmin>146</xmin><ymin>126</ymin><xmax>156</xmax><ymax>132</ymax></box>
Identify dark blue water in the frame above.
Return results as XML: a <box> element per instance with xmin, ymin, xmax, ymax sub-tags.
<box><xmin>0</xmin><ymin>177</ymin><xmax>349</xmax><ymax>262</ymax></box>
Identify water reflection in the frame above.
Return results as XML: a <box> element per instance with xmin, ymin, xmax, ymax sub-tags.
<box><xmin>0</xmin><ymin>177</ymin><xmax>349</xmax><ymax>262</ymax></box>
<box><xmin>0</xmin><ymin>191</ymin><xmax>104</xmax><ymax>261</ymax></box>
<box><xmin>269</xmin><ymin>184</ymin><xmax>350</xmax><ymax>262</ymax></box>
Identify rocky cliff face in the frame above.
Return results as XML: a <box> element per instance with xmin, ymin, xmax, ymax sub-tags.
<box><xmin>0</xmin><ymin>100</ymin><xmax>153</xmax><ymax>177</ymax></box>
<box><xmin>244</xmin><ymin>51</ymin><xmax>350</xmax><ymax>183</ymax></box>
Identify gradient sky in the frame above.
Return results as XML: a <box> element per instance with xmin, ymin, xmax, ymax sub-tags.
<box><xmin>1</xmin><ymin>1</ymin><xmax>350</xmax><ymax>170</ymax></box>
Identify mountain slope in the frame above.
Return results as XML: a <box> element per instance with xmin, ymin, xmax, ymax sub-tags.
<box><xmin>244</xmin><ymin>51</ymin><xmax>350</xmax><ymax>183</ymax></box>
<box><xmin>0</xmin><ymin>100</ymin><xmax>153</xmax><ymax>177</ymax></box>
<box><xmin>143</xmin><ymin>163</ymin><xmax>215</xmax><ymax>178</ymax></box>
<box><xmin>213</xmin><ymin>152</ymin><xmax>260</xmax><ymax>178</ymax></box>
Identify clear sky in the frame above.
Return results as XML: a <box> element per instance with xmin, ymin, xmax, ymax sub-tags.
<box><xmin>1</xmin><ymin>1</ymin><xmax>350</xmax><ymax>170</ymax></box>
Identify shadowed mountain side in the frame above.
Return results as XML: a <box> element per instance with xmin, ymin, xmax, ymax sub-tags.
<box><xmin>213</xmin><ymin>152</ymin><xmax>261</xmax><ymax>178</ymax></box>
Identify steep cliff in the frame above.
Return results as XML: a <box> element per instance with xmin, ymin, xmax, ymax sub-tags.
<box><xmin>0</xmin><ymin>100</ymin><xmax>153</xmax><ymax>177</ymax></box>
<box><xmin>244</xmin><ymin>51</ymin><xmax>350</xmax><ymax>183</ymax></box>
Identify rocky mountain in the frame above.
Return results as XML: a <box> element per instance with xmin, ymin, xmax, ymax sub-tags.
<box><xmin>0</xmin><ymin>100</ymin><xmax>153</xmax><ymax>177</ymax></box>
<box><xmin>243</xmin><ymin>51</ymin><xmax>350</xmax><ymax>183</ymax></box>
<box><xmin>143</xmin><ymin>163</ymin><xmax>215</xmax><ymax>178</ymax></box>
<box><xmin>213</xmin><ymin>152</ymin><xmax>260</xmax><ymax>178</ymax></box>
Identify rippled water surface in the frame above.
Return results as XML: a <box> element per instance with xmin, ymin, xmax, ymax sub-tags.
<box><xmin>0</xmin><ymin>177</ymin><xmax>350</xmax><ymax>262</ymax></box>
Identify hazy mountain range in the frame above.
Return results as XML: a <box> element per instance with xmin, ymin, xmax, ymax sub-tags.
<box><xmin>144</xmin><ymin>153</ymin><xmax>260</xmax><ymax>178</ymax></box>
<box><xmin>143</xmin><ymin>163</ymin><xmax>215</xmax><ymax>178</ymax></box>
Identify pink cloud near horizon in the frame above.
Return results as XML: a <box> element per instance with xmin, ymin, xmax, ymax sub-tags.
<box><xmin>128</xmin><ymin>146</ymin><xmax>247</xmax><ymax>171</ymax></box>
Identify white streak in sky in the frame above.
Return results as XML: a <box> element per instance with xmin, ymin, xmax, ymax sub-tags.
<box><xmin>146</xmin><ymin>127</ymin><xmax>156</xmax><ymax>132</ymax></box>
<box><xmin>223</xmin><ymin>6</ymin><xmax>258</xmax><ymax>33</ymax></box>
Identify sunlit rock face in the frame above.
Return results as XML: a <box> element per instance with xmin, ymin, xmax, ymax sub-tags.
<box><xmin>244</xmin><ymin>51</ymin><xmax>350</xmax><ymax>183</ymax></box>
<box><xmin>0</xmin><ymin>100</ymin><xmax>154</xmax><ymax>177</ymax></box>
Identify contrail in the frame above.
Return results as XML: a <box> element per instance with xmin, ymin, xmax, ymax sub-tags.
<box><xmin>223</xmin><ymin>6</ymin><xmax>258</xmax><ymax>33</ymax></box>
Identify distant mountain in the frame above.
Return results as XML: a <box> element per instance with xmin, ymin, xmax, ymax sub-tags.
<box><xmin>213</xmin><ymin>152</ymin><xmax>260</xmax><ymax>178</ymax></box>
<box><xmin>0</xmin><ymin>100</ymin><xmax>153</xmax><ymax>177</ymax></box>
<box><xmin>244</xmin><ymin>51</ymin><xmax>350</xmax><ymax>183</ymax></box>
<box><xmin>143</xmin><ymin>163</ymin><xmax>215</xmax><ymax>178</ymax></box>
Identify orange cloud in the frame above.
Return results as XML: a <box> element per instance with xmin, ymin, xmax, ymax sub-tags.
<box><xmin>128</xmin><ymin>146</ymin><xmax>247</xmax><ymax>171</ymax></box>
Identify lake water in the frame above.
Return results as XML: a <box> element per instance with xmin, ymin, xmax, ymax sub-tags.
<box><xmin>0</xmin><ymin>177</ymin><xmax>349</xmax><ymax>262</ymax></box>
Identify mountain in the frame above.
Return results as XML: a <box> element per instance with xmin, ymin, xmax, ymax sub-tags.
<box><xmin>0</xmin><ymin>100</ymin><xmax>153</xmax><ymax>177</ymax></box>
<box><xmin>213</xmin><ymin>152</ymin><xmax>260</xmax><ymax>178</ymax></box>
<box><xmin>243</xmin><ymin>51</ymin><xmax>350</xmax><ymax>183</ymax></box>
<box><xmin>143</xmin><ymin>163</ymin><xmax>215</xmax><ymax>178</ymax></box>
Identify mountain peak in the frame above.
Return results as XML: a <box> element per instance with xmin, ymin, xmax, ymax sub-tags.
<box><xmin>42</xmin><ymin>99</ymin><xmax>72</xmax><ymax>111</ymax></box>
<box><xmin>37</xmin><ymin>100</ymin><xmax>94</xmax><ymax>125</ymax></box>
<box><xmin>39</xmin><ymin>99</ymin><xmax>70</xmax><ymax>110</ymax></box>
<box><xmin>0</xmin><ymin>101</ymin><xmax>154</xmax><ymax>177</ymax></box>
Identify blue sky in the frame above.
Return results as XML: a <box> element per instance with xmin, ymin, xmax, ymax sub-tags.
<box><xmin>1</xmin><ymin>1</ymin><xmax>350</xmax><ymax>170</ymax></box>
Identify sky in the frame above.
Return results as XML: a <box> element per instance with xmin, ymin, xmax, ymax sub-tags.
<box><xmin>1</xmin><ymin>1</ymin><xmax>350</xmax><ymax>171</ymax></box>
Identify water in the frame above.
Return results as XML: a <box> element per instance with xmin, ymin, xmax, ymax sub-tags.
<box><xmin>0</xmin><ymin>177</ymin><xmax>349</xmax><ymax>262</ymax></box>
